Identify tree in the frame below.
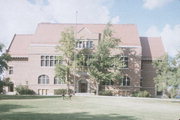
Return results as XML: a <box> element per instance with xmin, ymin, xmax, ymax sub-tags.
<box><xmin>0</xmin><ymin>43</ymin><xmax>11</xmax><ymax>75</ymax></box>
<box><xmin>0</xmin><ymin>43</ymin><xmax>11</xmax><ymax>93</ymax></box>
<box><xmin>86</xmin><ymin>24</ymin><xmax>123</xmax><ymax>95</ymax></box>
<box><xmin>153</xmin><ymin>53</ymin><xmax>180</xmax><ymax>98</ymax></box>
<box><xmin>55</xmin><ymin>28</ymin><xmax>76</xmax><ymax>94</ymax></box>
<box><xmin>170</xmin><ymin>51</ymin><xmax>180</xmax><ymax>97</ymax></box>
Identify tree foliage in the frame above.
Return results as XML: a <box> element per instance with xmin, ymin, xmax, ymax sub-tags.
<box><xmin>86</xmin><ymin>24</ymin><xmax>123</xmax><ymax>95</ymax></box>
<box><xmin>55</xmin><ymin>24</ymin><xmax>124</xmax><ymax>95</ymax></box>
<box><xmin>153</xmin><ymin>53</ymin><xmax>180</xmax><ymax>98</ymax></box>
<box><xmin>55</xmin><ymin>28</ymin><xmax>76</xmax><ymax>94</ymax></box>
<box><xmin>0</xmin><ymin>43</ymin><xmax>11</xmax><ymax>93</ymax></box>
<box><xmin>0</xmin><ymin>43</ymin><xmax>11</xmax><ymax>75</ymax></box>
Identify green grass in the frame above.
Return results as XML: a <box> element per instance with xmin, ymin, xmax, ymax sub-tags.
<box><xmin>0</xmin><ymin>95</ymin><xmax>180</xmax><ymax>120</ymax></box>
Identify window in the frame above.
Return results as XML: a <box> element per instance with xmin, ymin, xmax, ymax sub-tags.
<box><xmin>50</xmin><ymin>56</ymin><xmax>54</xmax><ymax>66</ymax></box>
<box><xmin>76</xmin><ymin>40</ymin><xmax>93</xmax><ymax>49</ymax></box>
<box><xmin>54</xmin><ymin>76</ymin><xmax>64</xmax><ymax>84</ymax></box>
<box><xmin>41</xmin><ymin>55</ymin><xmax>61</xmax><ymax>67</ymax></box>
<box><xmin>120</xmin><ymin>76</ymin><xmax>130</xmax><ymax>86</ymax></box>
<box><xmin>90</xmin><ymin>41</ymin><xmax>93</xmax><ymax>48</ymax></box>
<box><xmin>26</xmin><ymin>81</ymin><xmax>28</xmax><ymax>85</ymax></box>
<box><xmin>41</xmin><ymin>56</ymin><xmax>45</xmax><ymax>66</ymax></box>
<box><xmin>38</xmin><ymin>75</ymin><xmax>49</xmax><ymax>84</ymax></box>
<box><xmin>9</xmin><ymin>66</ymin><xmax>13</xmax><ymax>74</ymax></box>
<box><xmin>120</xmin><ymin>56</ymin><xmax>128</xmax><ymax>68</ymax></box>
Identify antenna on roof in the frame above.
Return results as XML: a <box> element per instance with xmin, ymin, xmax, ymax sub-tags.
<box><xmin>73</xmin><ymin>10</ymin><xmax>78</xmax><ymax>94</ymax></box>
<box><xmin>75</xmin><ymin>11</ymin><xmax>78</xmax><ymax>35</ymax></box>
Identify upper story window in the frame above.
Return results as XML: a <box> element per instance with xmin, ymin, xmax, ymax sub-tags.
<box><xmin>76</xmin><ymin>40</ymin><xmax>93</xmax><ymax>49</ymax></box>
<box><xmin>9</xmin><ymin>66</ymin><xmax>13</xmax><ymax>74</ymax></box>
<box><xmin>120</xmin><ymin>76</ymin><xmax>130</xmax><ymax>86</ymax></box>
<box><xmin>54</xmin><ymin>76</ymin><xmax>65</xmax><ymax>84</ymax></box>
<box><xmin>38</xmin><ymin>75</ymin><xmax>49</xmax><ymax>84</ymax></box>
<box><xmin>41</xmin><ymin>56</ymin><xmax>61</xmax><ymax>67</ymax></box>
<box><xmin>120</xmin><ymin>56</ymin><xmax>128</xmax><ymax>68</ymax></box>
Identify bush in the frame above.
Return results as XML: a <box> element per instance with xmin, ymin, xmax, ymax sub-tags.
<box><xmin>99</xmin><ymin>90</ymin><xmax>113</xmax><ymax>96</ymax></box>
<box><xmin>132</xmin><ymin>90</ymin><xmax>151</xmax><ymax>97</ymax></box>
<box><xmin>54</xmin><ymin>89</ymin><xmax>73</xmax><ymax>95</ymax></box>
<box><xmin>15</xmin><ymin>85</ymin><xmax>35</xmax><ymax>95</ymax></box>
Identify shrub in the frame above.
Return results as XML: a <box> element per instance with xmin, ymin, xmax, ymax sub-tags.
<box><xmin>99</xmin><ymin>90</ymin><xmax>113</xmax><ymax>96</ymax></box>
<box><xmin>132</xmin><ymin>90</ymin><xmax>151</xmax><ymax>97</ymax></box>
<box><xmin>15</xmin><ymin>85</ymin><xmax>35</xmax><ymax>95</ymax></box>
<box><xmin>54</xmin><ymin>89</ymin><xmax>73</xmax><ymax>95</ymax></box>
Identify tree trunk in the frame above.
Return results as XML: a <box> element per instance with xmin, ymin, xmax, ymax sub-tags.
<box><xmin>66</xmin><ymin>67</ymin><xmax>70</xmax><ymax>95</ymax></box>
<box><xmin>96</xmin><ymin>82</ymin><xmax>99</xmax><ymax>95</ymax></box>
<box><xmin>67</xmin><ymin>81</ymin><xmax>70</xmax><ymax>95</ymax></box>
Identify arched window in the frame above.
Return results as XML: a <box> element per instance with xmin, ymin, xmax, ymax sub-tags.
<box><xmin>38</xmin><ymin>75</ymin><xmax>49</xmax><ymax>84</ymax></box>
<box><xmin>120</xmin><ymin>76</ymin><xmax>130</xmax><ymax>86</ymax></box>
<box><xmin>54</xmin><ymin>76</ymin><xmax>64</xmax><ymax>84</ymax></box>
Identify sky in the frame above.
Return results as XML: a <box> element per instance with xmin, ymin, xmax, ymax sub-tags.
<box><xmin>0</xmin><ymin>0</ymin><xmax>180</xmax><ymax>57</ymax></box>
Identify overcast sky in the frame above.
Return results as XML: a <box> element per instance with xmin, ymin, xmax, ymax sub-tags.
<box><xmin>0</xmin><ymin>0</ymin><xmax>180</xmax><ymax>57</ymax></box>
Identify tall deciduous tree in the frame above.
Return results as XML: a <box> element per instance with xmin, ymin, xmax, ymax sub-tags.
<box><xmin>0</xmin><ymin>43</ymin><xmax>11</xmax><ymax>76</ymax></box>
<box><xmin>87</xmin><ymin>24</ymin><xmax>123</xmax><ymax>95</ymax></box>
<box><xmin>153</xmin><ymin>55</ymin><xmax>171</xmax><ymax>97</ymax></box>
<box><xmin>0</xmin><ymin>43</ymin><xmax>11</xmax><ymax>93</ymax></box>
<box><xmin>55</xmin><ymin>28</ymin><xmax>76</xmax><ymax>94</ymax></box>
<box><xmin>153</xmin><ymin>53</ymin><xmax>180</xmax><ymax>98</ymax></box>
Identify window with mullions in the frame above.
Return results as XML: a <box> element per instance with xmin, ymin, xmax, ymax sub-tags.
<box><xmin>76</xmin><ymin>40</ymin><xmax>93</xmax><ymax>49</ymax></box>
<box><xmin>41</xmin><ymin>56</ymin><xmax>61</xmax><ymax>67</ymax></box>
<box><xmin>120</xmin><ymin>76</ymin><xmax>130</xmax><ymax>86</ymax></box>
<box><xmin>38</xmin><ymin>75</ymin><xmax>49</xmax><ymax>84</ymax></box>
<box><xmin>9</xmin><ymin>66</ymin><xmax>13</xmax><ymax>74</ymax></box>
<box><xmin>120</xmin><ymin>56</ymin><xmax>128</xmax><ymax>68</ymax></box>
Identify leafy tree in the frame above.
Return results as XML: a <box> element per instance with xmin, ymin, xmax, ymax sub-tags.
<box><xmin>86</xmin><ymin>24</ymin><xmax>123</xmax><ymax>95</ymax></box>
<box><xmin>153</xmin><ymin>53</ymin><xmax>180</xmax><ymax>98</ymax></box>
<box><xmin>0</xmin><ymin>43</ymin><xmax>11</xmax><ymax>93</ymax></box>
<box><xmin>0</xmin><ymin>43</ymin><xmax>11</xmax><ymax>75</ymax></box>
<box><xmin>170</xmin><ymin>51</ymin><xmax>180</xmax><ymax>97</ymax></box>
<box><xmin>55</xmin><ymin>28</ymin><xmax>76</xmax><ymax>94</ymax></box>
<box><xmin>153</xmin><ymin>55</ymin><xmax>170</xmax><ymax>96</ymax></box>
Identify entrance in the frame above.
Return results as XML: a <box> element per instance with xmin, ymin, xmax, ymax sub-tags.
<box><xmin>78</xmin><ymin>80</ymin><xmax>88</xmax><ymax>93</ymax></box>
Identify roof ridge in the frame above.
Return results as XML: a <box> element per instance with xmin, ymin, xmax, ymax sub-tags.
<box><xmin>38</xmin><ymin>23</ymin><xmax>136</xmax><ymax>25</ymax></box>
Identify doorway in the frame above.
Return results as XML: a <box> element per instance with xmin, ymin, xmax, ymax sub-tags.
<box><xmin>78</xmin><ymin>80</ymin><xmax>88</xmax><ymax>93</ymax></box>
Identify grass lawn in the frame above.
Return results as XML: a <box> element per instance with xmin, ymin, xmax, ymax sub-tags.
<box><xmin>0</xmin><ymin>95</ymin><xmax>180</xmax><ymax>120</ymax></box>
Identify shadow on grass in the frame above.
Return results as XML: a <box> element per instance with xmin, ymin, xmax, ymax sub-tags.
<box><xmin>0</xmin><ymin>95</ymin><xmax>61</xmax><ymax>100</ymax></box>
<box><xmin>0</xmin><ymin>112</ymin><xmax>139</xmax><ymax>120</ymax></box>
<box><xmin>0</xmin><ymin>104</ymin><xmax>33</xmax><ymax>113</ymax></box>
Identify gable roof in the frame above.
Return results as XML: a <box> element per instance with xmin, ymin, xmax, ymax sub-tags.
<box><xmin>7</xmin><ymin>23</ymin><xmax>165</xmax><ymax>59</ymax></box>
<box><xmin>33</xmin><ymin>23</ymin><xmax>141</xmax><ymax>46</ymax></box>
<box><xmin>140</xmin><ymin>37</ymin><xmax>165</xmax><ymax>60</ymax></box>
<box><xmin>7</xmin><ymin>34</ymin><xmax>32</xmax><ymax>57</ymax></box>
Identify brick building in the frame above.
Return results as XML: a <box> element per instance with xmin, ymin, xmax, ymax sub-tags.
<box><xmin>6</xmin><ymin>23</ymin><xmax>165</xmax><ymax>96</ymax></box>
